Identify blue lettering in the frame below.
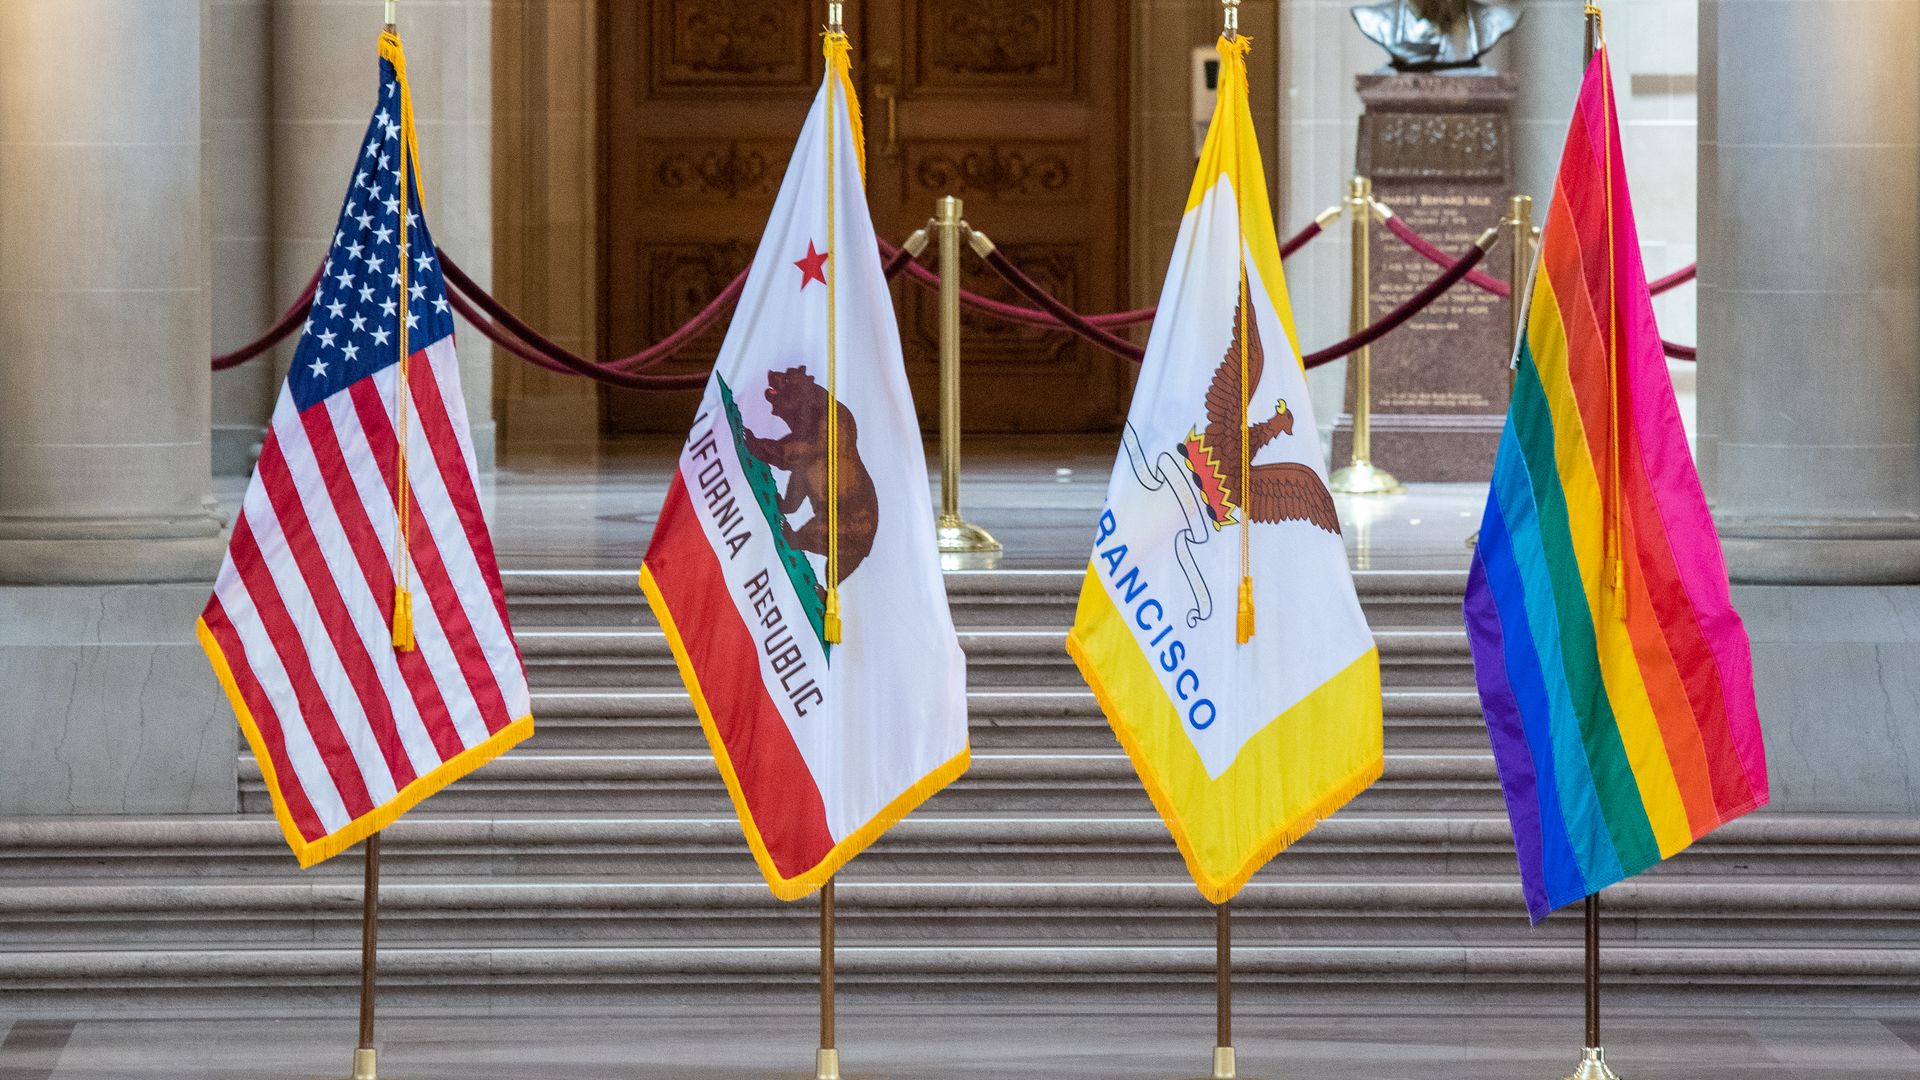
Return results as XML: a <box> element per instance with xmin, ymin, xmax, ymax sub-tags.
<box><xmin>1135</xmin><ymin>598</ymin><xmax>1163</xmax><ymax>631</ymax></box>
<box><xmin>1188</xmin><ymin>699</ymin><xmax>1217</xmax><ymax>730</ymax></box>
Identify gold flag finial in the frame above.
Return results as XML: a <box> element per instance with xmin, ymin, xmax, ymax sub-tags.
<box><xmin>827</xmin><ymin>0</ymin><xmax>843</xmax><ymax>34</ymax></box>
<box><xmin>384</xmin><ymin>0</ymin><xmax>396</xmax><ymax>31</ymax></box>
<box><xmin>1222</xmin><ymin>0</ymin><xmax>1240</xmax><ymax>39</ymax></box>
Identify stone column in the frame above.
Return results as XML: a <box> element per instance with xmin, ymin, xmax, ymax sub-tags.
<box><xmin>1698</xmin><ymin>0</ymin><xmax>1920</xmax><ymax>583</ymax></box>
<box><xmin>273</xmin><ymin>0</ymin><xmax>496</xmax><ymax>467</ymax></box>
<box><xmin>0</xmin><ymin>0</ymin><xmax>224</xmax><ymax>584</ymax></box>
<box><xmin>210</xmin><ymin>0</ymin><xmax>277</xmax><ymax>475</ymax></box>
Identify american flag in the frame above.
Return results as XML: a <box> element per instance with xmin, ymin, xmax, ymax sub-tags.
<box><xmin>199</xmin><ymin>37</ymin><xmax>532</xmax><ymax>868</ymax></box>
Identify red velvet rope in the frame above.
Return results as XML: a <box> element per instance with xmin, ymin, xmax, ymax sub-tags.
<box><xmin>882</xmin><ymin>217</ymin><xmax>1326</xmax><ymax>332</ymax></box>
<box><xmin>438</xmin><ymin>243</ymin><xmax>922</xmax><ymax>392</ymax></box>
<box><xmin>1649</xmin><ymin>263</ymin><xmax>1696</xmax><ymax>295</ymax></box>
<box><xmin>1382</xmin><ymin>214</ymin><xmax>1512</xmax><ymax>298</ymax></box>
<box><xmin>1301</xmin><ymin>239</ymin><xmax>1493</xmax><ymax>368</ymax></box>
<box><xmin>976</xmin><ymin>246</ymin><xmax>1146</xmax><ymax>362</ymax></box>
<box><xmin>1382</xmin><ymin>210</ymin><xmax>1698</xmax><ymax>299</ymax></box>
<box><xmin>211</xmin><ymin>266</ymin><xmax>324</xmax><ymax>371</ymax></box>
<box><xmin>979</xmin><ymin>227</ymin><xmax>1497</xmax><ymax>371</ymax></box>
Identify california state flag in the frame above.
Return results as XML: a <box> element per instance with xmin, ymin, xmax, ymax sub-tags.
<box><xmin>639</xmin><ymin>33</ymin><xmax>968</xmax><ymax>900</ymax></box>
<box><xmin>1066</xmin><ymin>36</ymin><xmax>1382</xmax><ymax>902</ymax></box>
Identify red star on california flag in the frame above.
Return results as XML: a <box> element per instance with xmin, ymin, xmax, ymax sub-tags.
<box><xmin>794</xmin><ymin>241</ymin><xmax>829</xmax><ymax>289</ymax></box>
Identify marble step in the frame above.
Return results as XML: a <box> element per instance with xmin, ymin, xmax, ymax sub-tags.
<box><xmin>502</xmin><ymin>568</ymin><xmax>1474</xmax><ymax>631</ymax></box>
<box><xmin>516</xmin><ymin>628</ymin><xmax>1476</xmax><ymax>690</ymax></box>
<box><xmin>7</xmin><ymin>876</ymin><xmax>1916</xmax><ymax>951</ymax></box>
<box><xmin>13</xmin><ymin>813</ymin><xmax>1915</xmax><ymax>884</ymax></box>
<box><xmin>235</xmin><ymin>750</ymin><xmax>1504</xmax><ymax>815</ymax></box>
<box><xmin>6</xmin><ymin>941</ymin><xmax>1917</xmax><ymax>1012</ymax></box>
<box><xmin>523</xmin><ymin>688</ymin><xmax>1494</xmax><ymax>751</ymax></box>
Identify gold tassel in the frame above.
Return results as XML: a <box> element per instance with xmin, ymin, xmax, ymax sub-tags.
<box><xmin>1236</xmin><ymin>575</ymin><xmax>1255</xmax><ymax>644</ymax></box>
<box><xmin>392</xmin><ymin>585</ymin><xmax>416</xmax><ymax>652</ymax></box>
<box><xmin>823</xmin><ymin>588</ymin><xmax>842</xmax><ymax>645</ymax></box>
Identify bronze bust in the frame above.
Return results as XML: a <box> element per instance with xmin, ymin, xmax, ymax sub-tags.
<box><xmin>1352</xmin><ymin>0</ymin><xmax>1521</xmax><ymax>73</ymax></box>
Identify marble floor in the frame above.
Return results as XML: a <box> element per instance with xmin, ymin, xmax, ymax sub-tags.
<box><xmin>212</xmin><ymin>436</ymin><xmax>1487</xmax><ymax>572</ymax></box>
<box><xmin>3</xmin><ymin>1003</ymin><xmax>1918</xmax><ymax>1079</ymax></box>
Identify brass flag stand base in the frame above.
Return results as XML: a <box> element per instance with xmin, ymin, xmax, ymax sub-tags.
<box><xmin>815</xmin><ymin>1048</ymin><xmax>842</xmax><ymax>1080</ymax></box>
<box><xmin>932</xmin><ymin>195</ymin><xmax>1001</xmax><ymax>558</ymax></box>
<box><xmin>346</xmin><ymin>1048</ymin><xmax>378</xmax><ymax>1080</ymax></box>
<box><xmin>1564</xmin><ymin>1046</ymin><xmax>1621</xmax><ymax>1080</ymax></box>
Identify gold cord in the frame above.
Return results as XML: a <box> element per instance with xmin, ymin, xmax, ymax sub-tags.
<box><xmin>1235</xmin><ymin>254</ymin><xmax>1254</xmax><ymax>644</ymax></box>
<box><xmin>1598</xmin><ymin>41</ymin><xmax>1624</xmax><ymax>599</ymax></box>
<box><xmin>822</xmin><ymin>32</ymin><xmax>846</xmax><ymax>645</ymax></box>
<box><xmin>383</xmin><ymin>30</ymin><xmax>420</xmax><ymax>651</ymax></box>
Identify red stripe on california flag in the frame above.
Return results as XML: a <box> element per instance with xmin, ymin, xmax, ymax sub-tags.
<box><xmin>298</xmin><ymin>406</ymin><xmax>467</xmax><ymax>761</ymax></box>
<box><xmin>203</xmin><ymin>596</ymin><xmax>328</xmax><ymax>842</ymax></box>
<box><xmin>407</xmin><ymin>355</ymin><xmax>516</xmax><ymax>654</ymax></box>
<box><xmin>227</xmin><ymin>516</ymin><xmax>377</xmax><ymax>819</ymax></box>
<box><xmin>255</xmin><ymin>436</ymin><xmax>421</xmax><ymax>790</ymax></box>
<box><xmin>348</xmin><ymin>375</ymin><xmax>514</xmax><ymax>735</ymax></box>
<box><xmin>646</xmin><ymin>476</ymin><xmax>835</xmax><ymax>878</ymax></box>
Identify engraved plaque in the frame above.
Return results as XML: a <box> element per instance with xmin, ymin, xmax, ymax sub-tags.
<box><xmin>1331</xmin><ymin>73</ymin><xmax>1518</xmax><ymax>483</ymax></box>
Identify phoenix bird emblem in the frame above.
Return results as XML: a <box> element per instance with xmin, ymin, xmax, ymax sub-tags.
<box><xmin>1178</xmin><ymin>295</ymin><xmax>1341</xmax><ymax>535</ymax></box>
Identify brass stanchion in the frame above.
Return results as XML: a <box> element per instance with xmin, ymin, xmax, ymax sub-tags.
<box><xmin>1467</xmin><ymin>193</ymin><xmax>1534</xmax><ymax>551</ymax></box>
<box><xmin>816</xmin><ymin>878</ymin><xmax>840</xmax><ymax>1080</ymax></box>
<box><xmin>932</xmin><ymin>196</ymin><xmax>1000</xmax><ymax>556</ymax></box>
<box><xmin>1508</xmin><ymin>193</ymin><xmax>1534</xmax><ymax>384</ymax></box>
<box><xmin>1328</xmin><ymin>176</ymin><xmax>1403</xmax><ymax>495</ymax></box>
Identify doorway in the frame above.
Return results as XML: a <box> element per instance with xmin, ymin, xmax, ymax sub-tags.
<box><xmin>598</xmin><ymin>0</ymin><xmax>1132</xmax><ymax>435</ymax></box>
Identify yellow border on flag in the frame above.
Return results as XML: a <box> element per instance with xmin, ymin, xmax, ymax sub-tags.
<box><xmin>197</xmin><ymin>618</ymin><xmax>533</xmax><ymax>869</ymax></box>
<box><xmin>640</xmin><ymin>566</ymin><xmax>970</xmax><ymax>902</ymax></box>
<box><xmin>1066</xmin><ymin>570</ymin><xmax>1383</xmax><ymax>903</ymax></box>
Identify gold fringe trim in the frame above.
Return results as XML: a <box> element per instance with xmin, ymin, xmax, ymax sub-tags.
<box><xmin>197</xmin><ymin>618</ymin><xmax>535</xmax><ymax>869</ymax></box>
<box><xmin>640</xmin><ymin>565</ymin><xmax>969</xmax><ymax>901</ymax></box>
<box><xmin>1066</xmin><ymin>625</ymin><xmax>1383</xmax><ymax>904</ymax></box>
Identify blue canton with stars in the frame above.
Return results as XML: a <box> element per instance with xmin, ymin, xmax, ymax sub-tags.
<box><xmin>288</xmin><ymin>57</ymin><xmax>456</xmax><ymax>412</ymax></box>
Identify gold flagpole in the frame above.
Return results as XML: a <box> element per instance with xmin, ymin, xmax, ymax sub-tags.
<box><xmin>822</xmin><ymin>0</ymin><xmax>845</xmax><ymax>645</ymax></box>
<box><xmin>1564</xmin><ymin>11</ymin><xmax>1620</xmax><ymax>1078</ymax></box>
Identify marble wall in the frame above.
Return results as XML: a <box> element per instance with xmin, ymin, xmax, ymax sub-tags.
<box><xmin>1698</xmin><ymin>0</ymin><xmax>1920</xmax><ymax>584</ymax></box>
<box><xmin>1741</xmin><ymin>586</ymin><xmax>1920</xmax><ymax>814</ymax></box>
<box><xmin>0</xmin><ymin>586</ymin><xmax>237</xmax><ymax>816</ymax></box>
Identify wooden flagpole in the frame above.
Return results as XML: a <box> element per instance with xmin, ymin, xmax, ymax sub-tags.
<box><xmin>817</xmin><ymin>878</ymin><xmax>840</xmax><ymax>1080</ymax></box>
<box><xmin>346</xmin><ymin>833</ymin><xmax>381</xmax><ymax>1080</ymax></box>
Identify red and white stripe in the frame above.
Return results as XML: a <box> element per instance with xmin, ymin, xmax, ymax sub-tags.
<box><xmin>202</xmin><ymin>339</ymin><xmax>530</xmax><ymax>863</ymax></box>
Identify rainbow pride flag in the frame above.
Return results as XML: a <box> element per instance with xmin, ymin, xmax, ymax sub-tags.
<box><xmin>1463</xmin><ymin>47</ymin><xmax>1768</xmax><ymax>923</ymax></box>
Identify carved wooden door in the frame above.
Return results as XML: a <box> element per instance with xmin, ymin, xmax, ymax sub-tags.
<box><xmin>601</xmin><ymin>0</ymin><xmax>1129</xmax><ymax>434</ymax></box>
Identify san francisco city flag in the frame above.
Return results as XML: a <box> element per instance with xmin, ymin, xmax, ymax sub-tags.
<box><xmin>199</xmin><ymin>33</ymin><xmax>532</xmax><ymax>868</ymax></box>
<box><xmin>639</xmin><ymin>32</ymin><xmax>968</xmax><ymax>900</ymax></box>
<box><xmin>1464</xmin><ymin>46</ymin><xmax>1767</xmax><ymax>922</ymax></box>
<box><xmin>1067</xmin><ymin>36</ymin><xmax>1382</xmax><ymax>902</ymax></box>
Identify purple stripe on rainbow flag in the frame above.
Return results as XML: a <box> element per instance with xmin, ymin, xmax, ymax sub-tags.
<box><xmin>1462</xmin><ymin>45</ymin><xmax>1768</xmax><ymax>921</ymax></box>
